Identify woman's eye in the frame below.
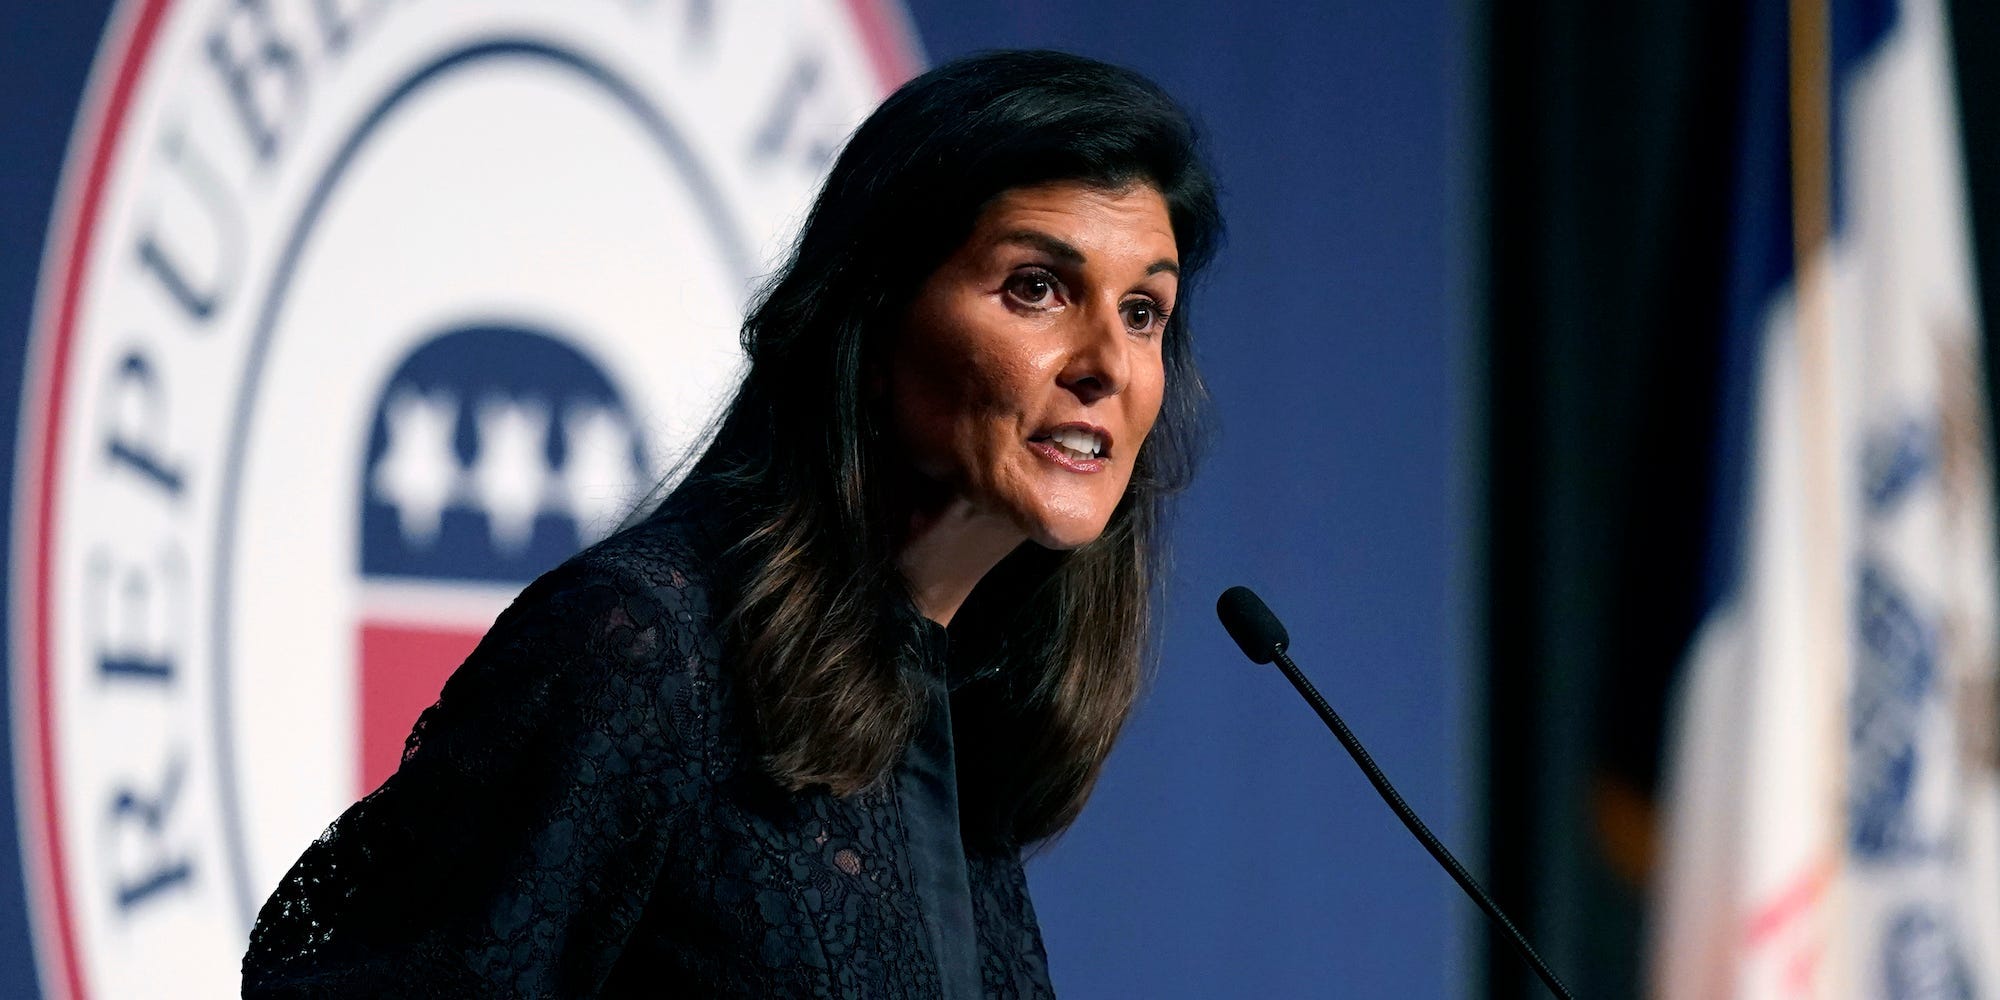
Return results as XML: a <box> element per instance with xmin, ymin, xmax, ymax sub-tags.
<box><xmin>1123</xmin><ymin>300</ymin><xmax>1167</xmax><ymax>333</ymax></box>
<box><xmin>1005</xmin><ymin>271</ymin><xmax>1058</xmax><ymax>307</ymax></box>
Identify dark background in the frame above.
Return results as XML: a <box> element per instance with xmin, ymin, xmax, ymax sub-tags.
<box><xmin>1480</xmin><ymin>0</ymin><xmax>2000</xmax><ymax>996</ymax></box>
<box><xmin>906</xmin><ymin>4</ymin><xmax>1471</xmax><ymax>996</ymax></box>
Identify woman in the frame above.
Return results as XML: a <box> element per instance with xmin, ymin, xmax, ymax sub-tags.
<box><xmin>244</xmin><ymin>49</ymin><xmax>1223</xmax><ymax>998</ymax></box>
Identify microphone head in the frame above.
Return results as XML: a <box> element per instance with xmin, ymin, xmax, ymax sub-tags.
<box><xmin>1216</xmin><ymin>586</ymin><xmax>1289</xmax><ymax>664</ymax></box>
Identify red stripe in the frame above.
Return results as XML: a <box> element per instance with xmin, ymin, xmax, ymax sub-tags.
<box><xmin>841</xmin><ymin>0</ymin><xmax>923</xmax><ymax>93</ymax></box>
<box><xmin>1744</xmin><ymin>853</ymin><xmax>1837</xmax><ymax>949</ymax></box>
<box><xmin>356</xmin><ymin>624</ymin><xmax>485</xmax><ymax>796</ymax></box>
<box><xmin>30</xmin><ymin>2</ymin><xmax>177</xmax><ymax>998</ymax></box>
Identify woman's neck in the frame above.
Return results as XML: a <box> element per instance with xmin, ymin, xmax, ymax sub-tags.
<box><xmin>896</xmin><ymin>496</ymin><xmax>1025</xmax><ymax>627</ymax></box>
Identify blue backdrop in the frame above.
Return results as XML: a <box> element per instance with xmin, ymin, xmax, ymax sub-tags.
<box><xmin>0</xmin><ymin>2</ymin><xmax>1468</xmax><ymax>995</ymax></box>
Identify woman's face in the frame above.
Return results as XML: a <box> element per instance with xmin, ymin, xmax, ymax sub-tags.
<box><xmin>892</xmin><ymin>180</ymin><xmax>1178</xmax><ymax>549</ymax></box>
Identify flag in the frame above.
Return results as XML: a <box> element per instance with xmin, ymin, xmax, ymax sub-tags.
<box><xmin>1650</xmin><ymin>0</ymin><xmax>2000</xmax><ymax>995</ymax></box>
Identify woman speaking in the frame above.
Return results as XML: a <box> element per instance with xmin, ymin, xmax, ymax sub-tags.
<box><xmin>243</xmin><ymin>49</ymin><xmax>1223</xmax><ymax>997</ymax></box>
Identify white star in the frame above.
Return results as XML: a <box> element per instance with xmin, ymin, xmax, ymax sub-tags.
<box><xmin>371</xmin><ymin>387</ymin><xmax>460</xmax><ymax>547</ymax></box>
<box><xmin>468</xmin><ymin>395</ymin><xmax>551</xmax><ymax>555</ymax></box>
<box><xmin>558</xmin><ymin>404</ymin><xmax>643</xmax><ymax>544</ymax></box>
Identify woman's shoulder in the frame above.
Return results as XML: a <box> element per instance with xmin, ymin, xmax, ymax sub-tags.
<box><xmin>511</xmin><ymin>503</ymin><xmax>727</xmax><ymax>646</ymax></box>
<box><xmin>243</xmin><ymin>512</ymin><xmax>740</xmax><ymax>995</ymax></box>
<box><xmin>417</xmin><ymin>507</ymin><xmax>735</xmax><ymax>759</ymax></box>
<box><xmin>576</xmin><ymin>502</ymin><xmax>720</xmax><ymax>600</ymax></box>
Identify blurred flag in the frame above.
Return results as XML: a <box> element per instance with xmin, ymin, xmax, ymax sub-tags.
<box><xmin>1650</xmin><ymin>0</ymin><xmax>2000</xmax><ymax>996</ymax></box>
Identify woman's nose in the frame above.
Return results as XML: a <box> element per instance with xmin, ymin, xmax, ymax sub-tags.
<box><xmin>1056</xmin><ymin>303</ymin><xmax>1130</xmax><ymax>403</ymax></box>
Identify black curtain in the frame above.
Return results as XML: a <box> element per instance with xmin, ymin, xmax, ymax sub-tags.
<box><xmin>1478</xmin><ymin>1</ymin><xmax>2000</xmax><ymax>996</ymax></box>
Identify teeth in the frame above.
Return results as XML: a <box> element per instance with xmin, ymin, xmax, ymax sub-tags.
<box><xmin>1047</xmin><ymin>428</ymin><xmax>1103</xmax><ymax>458</ymax></box>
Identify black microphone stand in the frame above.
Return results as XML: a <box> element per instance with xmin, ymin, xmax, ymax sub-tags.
<box><xmin>1266</xmin><ymin>646</ymin><xmax>1575</xmax><ymax>1000</ymax></box>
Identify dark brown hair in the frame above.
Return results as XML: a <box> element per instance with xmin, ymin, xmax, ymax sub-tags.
<box><xmin>661</xmin><ymin>50</ymin><xmax>1223</xmax><ymax>846</ymax></box>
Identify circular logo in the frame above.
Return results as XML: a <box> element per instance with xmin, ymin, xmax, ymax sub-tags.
<box><xmin>14</xmin><ymin>2</ymin><xmax>917</xmax><ymax>995</ymax></box>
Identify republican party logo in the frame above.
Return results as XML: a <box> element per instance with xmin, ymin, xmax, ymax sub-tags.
<box><xmin>354</xmin><ymin>323</ymin><xmax>650</xmax><ymax>796</ymax></box>
<box><xmin>13</xmin><ymin>2</ymin><xmax>918</xmax><ymax>996</ymax></box>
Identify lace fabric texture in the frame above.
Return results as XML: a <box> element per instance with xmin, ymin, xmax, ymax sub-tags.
<box><xmin>242</xmin><ymin>515</ymin><xmax>1056</xmax><ymax>998</ymax></box>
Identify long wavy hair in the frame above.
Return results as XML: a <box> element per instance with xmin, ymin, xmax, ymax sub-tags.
<box><xmin>658</xmin><ymin>50</ymin><xmax>1223</xmax><ymax>846</ymax></box>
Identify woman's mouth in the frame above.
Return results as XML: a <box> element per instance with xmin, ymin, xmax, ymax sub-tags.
<box><xmin>1028</xmin><ymin>424</ymin><xmax>1111</xmax><ymax>471</ymax></box>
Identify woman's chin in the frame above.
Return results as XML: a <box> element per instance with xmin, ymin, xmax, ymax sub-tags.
<box><xmin>1022</xmin><ymin>516</ymin><xmax>1113</xmax><ymax>551</ymax></box>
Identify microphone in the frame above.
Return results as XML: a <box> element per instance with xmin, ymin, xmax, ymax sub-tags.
<box><xmin>1216</xmin><ymin>586</ymin><xmax>1574</xmax><ymax>1000</ymax></box>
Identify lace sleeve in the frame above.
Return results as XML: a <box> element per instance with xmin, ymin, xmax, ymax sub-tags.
<box><xmin>242</xmin><ymin>553</ymin><xmax>714</xmax><ymax>998</ymax></box>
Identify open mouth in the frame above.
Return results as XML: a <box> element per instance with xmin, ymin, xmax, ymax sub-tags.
<box><xmin>1029</xmin><ymin>425</ymin><xmax>1110</xmax><ymax>463</ymax></box>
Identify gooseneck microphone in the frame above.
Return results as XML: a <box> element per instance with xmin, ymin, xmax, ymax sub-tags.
<box><xmin>1215</xmin><ymin>586</ymin><xmax>1574</xmax><ymax>1000</ymax></box>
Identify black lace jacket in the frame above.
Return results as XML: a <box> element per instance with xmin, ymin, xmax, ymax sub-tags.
<box><xmin>241</xmin><ymin>512</ymin><xmax>1057</xmax><ymax>998</ymax></box>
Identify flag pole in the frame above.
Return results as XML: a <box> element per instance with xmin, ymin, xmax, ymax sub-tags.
<box><xmin>1785</xmin><ymin>0</ymin><xmax>1850</xmax><ymax>993</ymax></box>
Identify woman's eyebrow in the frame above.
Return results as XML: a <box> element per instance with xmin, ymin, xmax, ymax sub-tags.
<box><xmin>997</xmin><ymin>229</ymin><xmax>1085</xmax><ymax>264</ymax></box>
<box><xmin>997</xmin><ymin>229</ymin><xmax>1181</xmax><ymax>279</ymax></box>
